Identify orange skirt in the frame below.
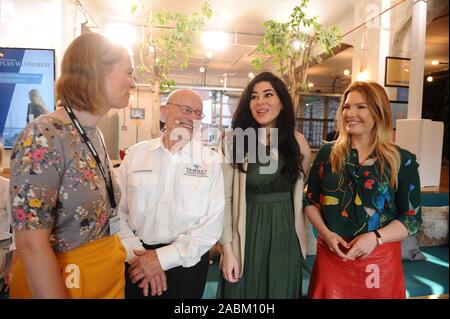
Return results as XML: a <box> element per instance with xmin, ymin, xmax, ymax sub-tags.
<box><xmin>308</xmin><ymin>236</ymin><xmax>406</xmax><ymax>299</ymax></box>
<box><xmin>9</xmin><ymin>235</ymin><xmax>126</xmax><ymax>299</ymax></box>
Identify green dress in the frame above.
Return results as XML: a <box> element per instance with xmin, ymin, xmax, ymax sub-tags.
<box><xmin>217</xmin><ymin>159</ymin><xmax>303</xmax><ymax>299</ymax></box>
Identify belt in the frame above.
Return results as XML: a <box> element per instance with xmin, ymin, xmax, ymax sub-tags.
<box><xmin>142</xmin><ymin>242</ymin><xmax>170</xmax><ymax>250</ymax></box>
<box><xmin>246</xmin><ymin>192</ymin><xmax>291</xmax><ymax>202</ymax></box>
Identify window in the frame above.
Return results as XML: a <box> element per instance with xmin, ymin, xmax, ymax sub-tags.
<box><xmin>296</xmin><ymin>93</ymin><xmax>341</xmax><ymax>149</ymax></box>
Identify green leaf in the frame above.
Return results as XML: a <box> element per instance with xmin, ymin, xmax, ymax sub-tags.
<box><xmin>201</xmin><ymin>1</ymin><xmax>213</xmax><ymax>18</ymax></box>
<box><xmin>160</xmin><ymin>79</ymin><xmax>176</xmax><ymax>92</ymax></box>
<box><xmin>254</xmin><ymin>0</ymin><xmax>341</xmax><ymax>97</ymax></box>
<box><xmin>250</xmin><ymin>57</ymin><xmax>263</xmax><ymax>71</ymax></box>
<box><xmin>137</xmin><ymin>1</ymin><xmax>212</xmax><ymax>89</ymax></box>
<box><xmin>130</xmin><ymin>3</ymin><xmax>138</xmax><ymax>15</ymax></box>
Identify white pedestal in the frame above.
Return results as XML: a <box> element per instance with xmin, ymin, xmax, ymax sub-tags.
<box><xmin>395</xmin><ymin>119</ymin><xmax>444</xmax><ymax>187</ymax></box>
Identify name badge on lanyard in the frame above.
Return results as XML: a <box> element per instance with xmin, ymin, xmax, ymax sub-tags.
<box><xmin>109</xmin><ymin>215</ymin><xmax>120</xmax><ymax>236</ymax></box>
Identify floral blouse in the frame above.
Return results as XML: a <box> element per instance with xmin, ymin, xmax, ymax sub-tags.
<box><xmin>304</xmin><ymin>143</ymin><xmax>422</xmax><ymax>238</ymax></box>
<box><xmin>10</xmin><ymin>115</ymin><xmax>120</xmax><ymax>253</ymax></box>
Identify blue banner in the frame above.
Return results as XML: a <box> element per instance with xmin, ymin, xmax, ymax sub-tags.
<box><xmin>0</xmin><ymin>48</ymin><xmax>54</xmax><ymax>148</ymax></box>
<box><xmin>0</xmin><ymin>73</ymin><xmax>43</xmax><ymax>84</ymax></box>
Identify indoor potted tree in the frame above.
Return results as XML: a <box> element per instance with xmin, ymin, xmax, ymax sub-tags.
<box><xmin>133</xmin><ymin>1</ymin><xmax>212</xmax><ymax>138</ymax></box>
<box><xmin>251</xmin><ymin>0</ymin><xmax>342</xmax><ymax>115</ymax></box>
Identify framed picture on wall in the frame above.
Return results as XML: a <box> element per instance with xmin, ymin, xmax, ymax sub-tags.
<box><xmin>390</xmin><ymin>100</ymin><xmax>408</xmax><ymax>128</ymax></box>
<box><xmin>130</xmin><ymin>108</ymin><xmax>145</xmax><ymax>119</ymax></box>
<box><xmin>385</xmin><ymin>57</ymin><xmax>410</xmax><ymax>87</ymax></box>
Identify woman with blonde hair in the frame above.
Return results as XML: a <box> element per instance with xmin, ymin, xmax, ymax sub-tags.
<box><xmin>304</xmin><ymin>81</ymin><xmax>422</xmax><ymax>299</ymax></box>
<box><xmin>9</xmin><ymin>32</ymin><xmax>135</xmax><ymax>298</ymax></box>
<box><xmin>26</xmin><ymin>89</ymin><xmax>49</xmax><ymax>123</ymax></box>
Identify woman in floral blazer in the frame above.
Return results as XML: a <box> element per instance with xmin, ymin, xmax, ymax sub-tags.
<box><xmin>304</xmin><ymin>81</ymin><xmax>422</xmax><ymax>299</ymax></box>
<box><xmin>9</xmin><ymin>32</ymin><xmax>135</xmax><ymax>298</ymax></box>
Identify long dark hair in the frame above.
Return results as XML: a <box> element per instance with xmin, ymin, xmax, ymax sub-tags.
<box><xmin>231</xmin><ymin>72</ymin><xmax>304</xmax><ymax>180</ymax></box>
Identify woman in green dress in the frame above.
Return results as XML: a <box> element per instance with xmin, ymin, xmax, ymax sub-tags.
<box><xmin>217</xmin><ymin>72</ymin><xmax>311</xmax><ymax>298</ymax></box>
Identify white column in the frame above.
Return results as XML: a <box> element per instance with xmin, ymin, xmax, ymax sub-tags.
<box><xmin>396</xmin><ymin>119</ymin><xmax>444</xmax><ymax>187</ymax></box>
<box><xmin>395</xmin><ymin>0</ymin><xmax>444</xmax><ymax>188</ymax></box>
<box><xmin>407</xmin><ymin>0</ymin><xmax>427</xmax><ymax>119</ymax></box>
<box><xmin>377</xmin><ymin>0</ymin><xmax>391</xmax><ymax>85</ymax></box>
<box><xmin>350</xmin><ymin>0</ymin><xmax>393</xmax><ymax>92</ymax></box>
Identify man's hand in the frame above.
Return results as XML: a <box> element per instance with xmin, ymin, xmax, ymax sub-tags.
<box><xmin>129</xmin><ymin>249</ymin><xmax>167</xmax><ymax>296</ymax></box>
<box><xmin>3</xmin><ymin>271</ymin><xmax>13</xmax><ymax>292</ymax></box>
<box><xmin>136</xmin><ymin>271</ymin><xmax>168</xmax><ymax>297</ymax></box>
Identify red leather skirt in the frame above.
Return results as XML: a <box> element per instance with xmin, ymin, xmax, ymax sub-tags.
<box><xmin>308</xmin><ymin>236</ymin><xmax>406</xmax><ymax>299</ymax></box>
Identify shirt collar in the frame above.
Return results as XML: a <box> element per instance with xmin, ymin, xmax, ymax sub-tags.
<box><xmin>156</xmin><ymin>133</ymin><xmax>203</xmax><ymax>160</ymax></box>
<box><xmin>148</xmin><ymin>136</ymin><xmax>163</xmax><ymax>151</ymax></box>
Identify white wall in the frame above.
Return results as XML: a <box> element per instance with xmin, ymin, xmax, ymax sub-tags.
<box><xmin>0</xmin><ymin>0</ymin><xmax>152</xmax><ymax>166</ymax></box>
<box><xmin>0</xmin><ymin>0</ymin><xmax>81</xmax><ymax>71</ymax></box>
<box><xmin>118</xmin><ymin>87</ymin><xmax>153</xmax><ymax>152</ymax></box>
<box><xmin>0</xmin><ymin>0</ymin><xmax>78</xmax><ymax>168</ymax></box>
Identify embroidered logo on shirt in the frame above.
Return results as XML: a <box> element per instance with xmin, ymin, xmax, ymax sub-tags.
<box><xmin>133</xmin><ymin>169</ymin><xmax>153</xmax><ymax>173</ymax></box>
<box><xmin>184</xmin><ymin>164</ymin><xmax>208</xmax><ymax>177</ymax></box>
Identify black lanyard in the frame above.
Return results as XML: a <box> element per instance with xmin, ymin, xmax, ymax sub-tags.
<box><xmin>64</xmin><ymin>106</ymin><xmax>116</xmax><ymax>208</ymax></box>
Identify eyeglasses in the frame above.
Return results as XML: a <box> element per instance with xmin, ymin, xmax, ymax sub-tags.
<box><xmin>166</xmin><ymin>102</ymin><xmax>205</xmax><ymax>119</ymax></box>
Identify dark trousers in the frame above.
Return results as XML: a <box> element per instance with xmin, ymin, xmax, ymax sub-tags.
<box><xmin>124</xmin><ymin>243</ymin><xmax>209</xmax><ymax>299</ymax></box>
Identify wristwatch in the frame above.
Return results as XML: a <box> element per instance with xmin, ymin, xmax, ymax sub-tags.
<box><xmin>374</xmin><ymin>230</ymin><xmax>383</xmax><ymax>246</ymax></box>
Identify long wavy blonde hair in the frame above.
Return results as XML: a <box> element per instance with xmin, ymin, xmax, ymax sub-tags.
<box><xmin>330</xmin><ymin>81</ymin><xmax>401</xmax><ymax>188</ymax></box>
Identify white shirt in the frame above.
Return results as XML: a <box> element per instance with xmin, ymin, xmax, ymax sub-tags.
<box><xmin>117</xmin><ymin>137</ymin><xmax>225</xmax><ymax>271</ymax></box>
<box><xmin>0</xmin><ymin>176</ymin><xmax>11</xmax><ymax>242</ymax></box>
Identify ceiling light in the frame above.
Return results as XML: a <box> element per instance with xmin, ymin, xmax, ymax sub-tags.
<box><xmin>199</xmin><ymin>66</ymin><xmax>206</xmax><ymax>73</ymax></box>
<box><xmin>248</xmin><ymin>72</ymin><xmax>255</xmax><ymax>79</ymax></box>
<box><xmin>431</xmin><ymin>60</ymin><xmax>449</xmax><ymax>65</ymax></box>
<box><xmin>201</xmin><ymin>31</ymin><xmax>229</xmax><ymax>51</ymax></box>
<box><xmin>206</xmin><ymin>51</ymin><xmax>213</xmax><ymax>59</ymax></box>
<box><xmin>343</xmin><ymin>69</ymin><xmax>350</xmax><ymax>76</ymax></box>
<box><xmin>356</xmin><ymin>71</ymin><xmax>369</xmax><ymax>81</ymax></box>
<box><xmin>293</xmin><ymin>40</ymin><xmax>302</xmax><ymax>51</ymax></box>
<box><xmin>104</xmin><ymin>23</ymin><xmax>137</xmax><ymax>50</ymax></box>
<box><xmin>427</xmin><ymin>76</ymin><xmax>433</xmax><ymax>82</ymax></box>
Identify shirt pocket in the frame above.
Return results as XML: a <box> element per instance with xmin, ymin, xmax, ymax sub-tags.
<box><xmin>127</xmin><ymin>172</ymin><xmax>158</xmax><ymax>213</ymax></box>
<box><xmin>179</xmin><ymin>175</ymin><xmax>209</xmax><ymax>190</ymax></box>
<box><xmin>177</xmin><ymin>175</ymin><xmax>209</xmax><ymax>217</ymax></box>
